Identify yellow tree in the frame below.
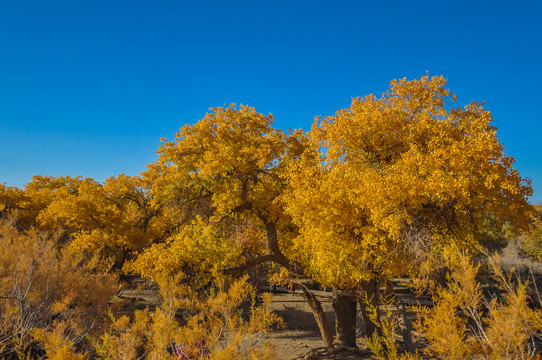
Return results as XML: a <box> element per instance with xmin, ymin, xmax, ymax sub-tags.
<box><xmin>0</xmin><ymin>183</ymin><xmax>26</xmax><ymax>220</ymax></box>
<box><xmin>9</xmin><ymin>174</ymin><xmax>170</xmax><ymax>265</ymax></box>
<box><xmin>41</xmin><ymin>174</ymin><xmax>170</xmax><ymax>264</ymax></box>
<box><xmin>0</xmin><ymin>176</ymin><xmax>85</xmax><ymax>229</ymax></box>
<box><xmin>126</xmin><ymin>105</ymin><xmax>343</xmax><ymax>347</ymax></box>
<box><xmin>129</xmin><ymin>104</ymin><xmax>302</xmax><ymax>279</ymax></box>
<box><xmin>285</xmin><ymin>75</ymin><xmax>534</xmax><ymax>347</ymax></box>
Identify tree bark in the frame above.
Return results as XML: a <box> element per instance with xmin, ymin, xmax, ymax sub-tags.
<box><xmin>332</xmin><ymin>291</ymin><xmax>357</xmax><ymax>347</ymax></box>
<box><xmin>300</xmin><ymin>283</ymin><xmax>334</xmax><ymax>349</ymax></box>
<box><xmin>357</xmin><ymin>277</ymin><xmax>380</xmax><ymax>338</ymax></box>
<box><xmin>397</xmin><ymin>299</ymin><xmax>415</xmax><ymax>353</ymax></box>
<box><xmin>265</xmin><ymin>221</ymin><xmax>281</xmax><ymax>255</ymax></box>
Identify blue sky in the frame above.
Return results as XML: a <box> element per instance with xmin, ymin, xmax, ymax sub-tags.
<box><xmin>1</xmin><ymin>1</ymin><xmax>541</xmax><ymax>203</ymax></box>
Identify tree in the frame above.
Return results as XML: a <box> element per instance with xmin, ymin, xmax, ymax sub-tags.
<box><xmin>126</xmin><ymin>77</ymin><xmax>533</xmax><ymax>351</ymax></box>
<box><xmin>285</xmin><ymin>75</ymin><xmax>534</xmax><ymax>346</ymax></box>
<box><xmin>23</xmin><ymin>174</ymin><xmax>170</xmax><ymax>264</ymax></box>
<box><xmin>517</xmin><ymin>204</ymin><xmax>542</xmax><ymax>262</ymax></box>
<box><xmin>1</xmin><ymin>176</ymin><xmax>83</xmax><ymax>230</ymax></box>
<box><xmin>130</xmin><ymin>104</ymin><xmax>294</xmax><ymax>265</ymax></box>
<box><xmin>127</xmin><ymin>104</ymin><xmax>338</xmax><ymax>347</ymax></box>
<box><xmin>0</xmin><ymin>183</ymin><xmax>26</xmax><ymax>220</ymax></box>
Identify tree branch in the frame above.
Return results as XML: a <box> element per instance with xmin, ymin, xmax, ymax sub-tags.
<box><xmin>222</xmin><ymin>254</ymin><xmax>290</xmax><ymax>276</ymax></box>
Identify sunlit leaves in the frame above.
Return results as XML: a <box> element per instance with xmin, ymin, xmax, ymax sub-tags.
<box><xmin>131</xmin><ymin>104</ymin><xmax>300</xmax><ymax>281</ymax></box>
<box><xmin>286</xmin><ymin>75</ymin><xmax>533</xmax><ymax>288</ymax></box>
<box><xmin>154</xmin><ymin>104</ymin><xmax>290</xmax><ymax>222</ymax></box>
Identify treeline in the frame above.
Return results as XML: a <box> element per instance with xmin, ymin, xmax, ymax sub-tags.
<box><xmin>1</xmin><ymin>76</ymin><xmax>541</xmax><ymax>359</ymax></box>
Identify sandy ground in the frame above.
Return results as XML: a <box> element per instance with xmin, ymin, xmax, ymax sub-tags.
<box><xmin>264</xmin><ymin>291</ymin><xmax>333</xmax><ymax>359</ymax></box>
<box><xmin>260</xmin><ymin>281</ymin><xmax>431</xmax><ymax>360</ymax></box>
<box><xmin>119</xmin><ymin>286</ymin><xmax>373</xmax><ymax>359</ymax></box>
<box><xmin>261</xmin><ymin>289</ymin><xmax>379</xmax><ymax>360</ymax></box>
<box><xmin>118</xmin><ymin>281</ymin><xmax>419</xmax><ymax>359</ymax></box>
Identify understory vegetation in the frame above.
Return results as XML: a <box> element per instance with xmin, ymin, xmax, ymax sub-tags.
<box><xmin>1</xmin><ymin>76</ymin><xmax>541</xmax><ymax>359</ymax></box>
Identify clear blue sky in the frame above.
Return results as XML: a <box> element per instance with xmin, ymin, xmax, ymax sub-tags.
<box><xmin>1</xmin><ymin>1</ymin><xmax>541</xmax><ymax>203</ymax></box>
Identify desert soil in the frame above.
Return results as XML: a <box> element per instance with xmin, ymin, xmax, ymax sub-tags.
<box><xmin>262</xmin><ymin>288</ymin><xmax>375</xmax><ymax>360</ymax></box>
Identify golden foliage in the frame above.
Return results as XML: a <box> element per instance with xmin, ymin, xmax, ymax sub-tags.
<box><xmin>130</xmin><ymin>104</ymin><xmax>302</xmax><ymax>283</ymax></box>
<box><xmin>124</xmin><ymin>217</ymin><xmax>247</xmax><ymax>283</ymax></box>
<box><xmin>2</xmin><ymin>174</ymin><xmax>171</xmax><ymax>264</ymax></box>
<box><xmin>285</xmin><ymin>75</ymin><xmax>533</xmax><ymax>289</ymax></box>
<box><xmin>153</xmin><ymin>104</ymin><xmax>290</xmax><ymax>221</ymax></box>
<box><xmin>0</xmin><ymin>183</ymin><xmax>26</xmax><ymax>220</ymax></box>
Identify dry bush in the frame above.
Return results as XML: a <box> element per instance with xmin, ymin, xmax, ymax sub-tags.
<box><xmin>363</xmin><ymin>251</ymin><xmax>542</xmax><ymax>359</ymax></box>
<box><xmin>516</xmin><ymin>205</ymin><xmax>542</xmax><ymax>265</ymax></box>
<box><xmin>93</xmin><ymin>275</ymin><xmax>283</xmax><ymax>360</ymax></box>
<box><xmin>0</xmin><ymin>217</ymin><xmax>118</xmax><ymax>358</ymax></box>
<box><xmin>498</xmin><ymin>240</ymin><xmax>542</xmax><ymax>280</ymax></box>
<box><xmin>415</xmin><ymin>252</ymin><xmax>542</xmax><ymax>359</ymax></box>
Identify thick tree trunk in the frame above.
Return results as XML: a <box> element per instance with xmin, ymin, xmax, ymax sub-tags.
<box><xmin>357</xmin><ymin>278</ymin><xmax>380</xmax><ymax>338</ymax></box>
<box><xmin>332</xmin><ymin>291</ymin><xmax>357</xmax><ymax>347</ymax></box>
<box><xmin>397</xmin><ymin>299</ymin><xmax>415</xmax><ymax>353</ymax></box>
<box><xmin>300</xmin><ymin>284</ymin><xmax>334</xmax><ymax>349</ymax></box>
<box><xmin>265</xmin><ymin>221</ymin><xmax>281</xmax><ymax>255</ymax></box>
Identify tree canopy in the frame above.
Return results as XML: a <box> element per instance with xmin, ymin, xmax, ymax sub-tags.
<box><xmin>128</xmin><ymin>104</ymin><xmax>303</xmax><ymax>281</ymax></box>
<box><xmin>285</xmin><ymin>75</ymin><xmax>533</xmax><ymax>288</ymax></box>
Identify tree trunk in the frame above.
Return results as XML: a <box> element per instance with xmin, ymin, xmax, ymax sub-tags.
<box><xmin>358</xmin><ymin>277</ymin><xmax>380</xmax><ymax>338</ymax></box>
<box><xmin>332</xmin><ymin>291</ymin><xmax>357</xmax><ymax>347</ymax></box>
<box><xmin>300</xmin><ymin>284</ymin><xmax>334</xmax><ymax>349</ymax></box>
<box><xmin>396</xmin><ymin>299</ymin><xmax>415</xmax><ymax>353</ymax></box>
<box><xmin>265</xmin><ymin>221</ymin><xmax>281</xmax><ymax>255</ymax></box>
